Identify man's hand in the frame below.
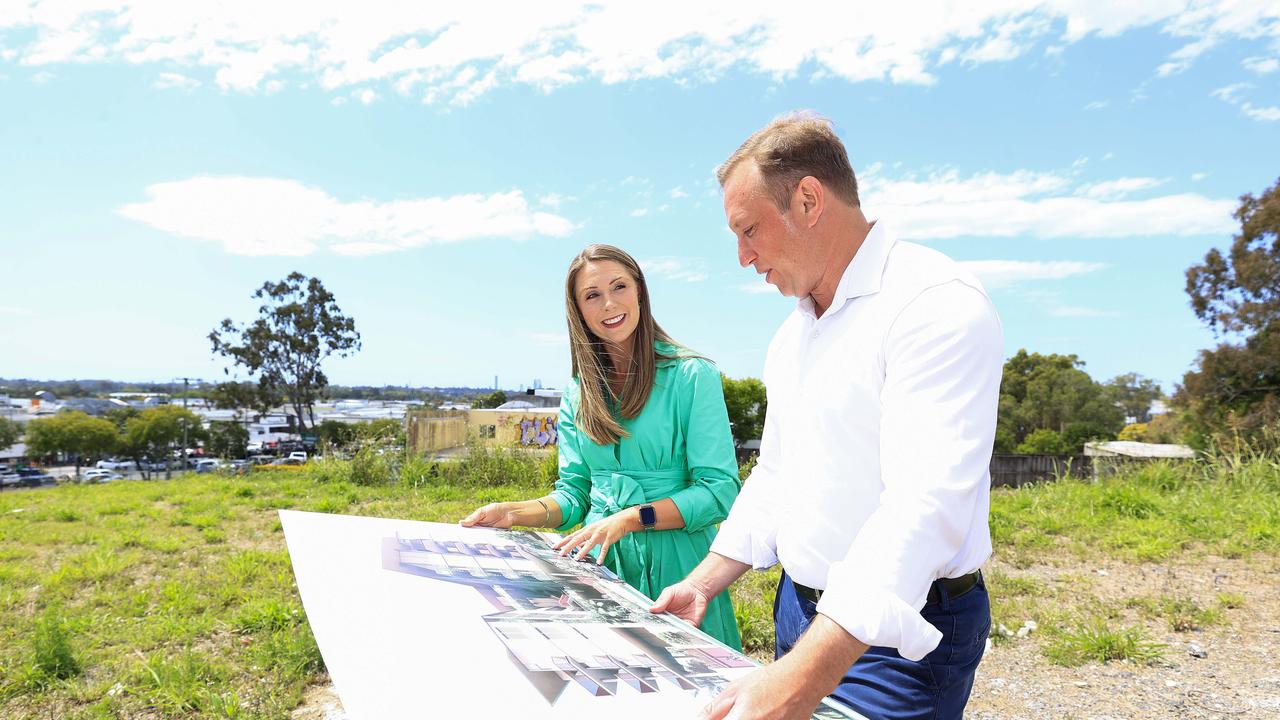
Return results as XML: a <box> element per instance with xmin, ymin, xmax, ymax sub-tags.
<box><xmin>699</xmin><ymin>658</ymin><xmax>827</xmax><ymax>720</ymax></box>
<box><xmin>701</xmin><ymin>614</ymin><xmax>869</xmax><ymax>720</ymax></box>
<box><xmin>649</xmin><ymin>579</ymin><xmax>713</xmax><ymax>627</ymax></box>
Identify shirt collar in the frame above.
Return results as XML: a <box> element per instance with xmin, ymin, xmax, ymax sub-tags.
<box><xmin>797</xmin><ymin>219</ymin><xmax>895</xmax><ymax>318</ymax></box>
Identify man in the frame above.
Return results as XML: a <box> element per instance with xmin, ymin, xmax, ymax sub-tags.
<box><xmin>650</xmin><ymin>113</ymin><xmax>1002</xmax><ymax>720</ymax></box>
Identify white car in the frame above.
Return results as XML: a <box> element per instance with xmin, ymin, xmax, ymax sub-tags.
<box><xmin>82</xmin><ymin>469</ymin><xmax>122</xmax><ymax>483</ymax></box>
<box><xmin>287</xmin><ymin>451</ymin><xmax>308</xmax><ymax>463</ymax></box>
<box><xmin>95</xmin><ymin>458</ymin><xmax>137</xmax><ymax>471</ymax></box>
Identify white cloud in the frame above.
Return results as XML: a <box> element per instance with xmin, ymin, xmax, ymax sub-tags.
<box><xmin>118</xmin><ymin>176</ymin><xmax>575</xmax><ymax>256</ymax></box>
<box><xmin>960</xmin><ymin>260</ymin><xmax>1106</xmax><ymax>289</ymax></box>
<box><xmin>1075</xmin><ymin>176</ymin><xmax>1167</xmax><ymax>200</ymax></box>
<box><xmin>640</xmin><ymin>257</ymin><xmax>707</xmax><ymax>283</ymax></box>
<box><xmin>538</xmin><ymin>193</ymin><xmax>564</xmax><ymax>208</ymax></box>
<box><xmin>1083</xmin><ymin>99</ymin><xmax>1109</xmax><ymax>110</ymax></box>
<box><xmin>862</xmin><ymin>166</ymin><xmax>1235</xmax><ymax>239</ymax></box>
<box><xmin>1191</xmin><ymin>172</ymin><xmax>1208</xmax><ymax>181</ymax></box>
<box><xmin>668</xmin><ymin>186</ymin><xmax>688</xmax><ymax>199</ymax></box>
<box><xmin>153</xmin><ymin>71</ymin><xmax>199</xmax><ymax>91</ymax></box>
<box><xmin>357</xmin><ymin>88</ymin><xmax>377</xmax><ymax>104</ymax></box>
<box><xmin>0</xmin><ymin>305</ymin><xmax>34</xmax><ymax>316</ymax></box>
<box><xmin>4</xmin><ymin>3</ymin><xmax>1278</xmax><ymax>102</ymax></box>
<box><xmin>1212</xmin><ymin>82</ymin><xmax>1280</xmax><ymax>122</ymax></box>
<box><xmin>1244</xmin><ymin>56</ymin><xmax>1279</xmax><ymax>75</ymax></box>
<box><xmin>629</xmin><ymin>208</ymin><xmax>649</xmax><ymax>217</ymax></box>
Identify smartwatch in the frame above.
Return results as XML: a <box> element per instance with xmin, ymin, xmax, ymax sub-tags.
<box><xmin>638</xmin><ymin>503</ymin><xmax>657</xmax><ymax>530</ymax></box>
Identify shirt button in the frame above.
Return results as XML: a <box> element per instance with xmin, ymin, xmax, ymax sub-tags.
<box><xmin>811</xmin><ymin>328</ymin><xmax>820</xmax><ymax>338</ymax></box>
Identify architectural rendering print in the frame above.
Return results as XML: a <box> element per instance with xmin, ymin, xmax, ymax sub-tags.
<box><xmin>380</xmin><ymin>526</ymin><xmax>860</xmax><ymax>719</ymax></box>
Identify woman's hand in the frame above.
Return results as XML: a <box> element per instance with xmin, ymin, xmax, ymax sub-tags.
<box><xmin>552</xmin><ymin>510</ymin><xmax>638</xmax><ymax>565</ymax></box>
<box><xmin>460</xmin><ymin>502</ymin><xmax>520</xmax><ymax>529</ymax></box>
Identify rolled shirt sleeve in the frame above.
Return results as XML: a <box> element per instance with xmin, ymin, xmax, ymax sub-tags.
<box><xmin>816</xmin><ymin>281</ymin><xmax>1003</xmax><ymax>660</ymax></box>
<box><xmin>550</xmin><ymin>381</ymin><xmax>592</xmax><ymax>532</ymax></box>
<box><xmin>667</xmin><ymin>359</ymin><xmax>740</xmax><ymax>533</ymax></box>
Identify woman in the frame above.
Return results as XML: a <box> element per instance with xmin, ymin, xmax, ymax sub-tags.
<box><xmin>461</xmin><ymin>244</ymin><xmax>742</xmax><ymax>650</ymax></box>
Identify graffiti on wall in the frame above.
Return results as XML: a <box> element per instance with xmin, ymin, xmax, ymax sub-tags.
<box><xmin>518</xmin><ymin>416</ymin><xmax>558</xmax><ymax>447</ymax></box>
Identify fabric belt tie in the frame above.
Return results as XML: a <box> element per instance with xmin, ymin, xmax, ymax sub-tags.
<box><xmin>587</xmin><ymin>467</ymin><xmax>690</xmax><ymax>599</ymax></box>
<box><xmin>794</xmin><ymin>570</ymin><xmax>982</xmax><ymax>607</ymax></box>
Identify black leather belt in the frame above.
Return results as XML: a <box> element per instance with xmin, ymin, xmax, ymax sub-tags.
<box><xmin>794</xmin><ymin>570</ymin><xmax>981</xmax><ymax>606</ymax></box>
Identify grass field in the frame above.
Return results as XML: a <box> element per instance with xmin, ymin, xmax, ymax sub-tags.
<box><xmin>1</xmin><ymin>450</ymin><xmax>1276</xmax><ymax>719</ymax></box>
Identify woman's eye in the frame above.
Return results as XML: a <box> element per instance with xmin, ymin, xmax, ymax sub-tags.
<box><xmin>585</xmin><ymin>292</ymin><xmax>598</xmax><ymax>300</ymax></box>
<box><xmin>614</xmin><ymin>283</ymin><xmax>626</xmax><ymax>291</ymax></box>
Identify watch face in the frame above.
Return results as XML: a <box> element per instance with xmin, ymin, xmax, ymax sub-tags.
<box><xmin>639</xmin><ymin>504</ymin><xmax>657</xmax><ymax>528</ymax></box>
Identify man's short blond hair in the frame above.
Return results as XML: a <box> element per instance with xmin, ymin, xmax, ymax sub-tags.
<box><xmin>717</xmin><ymin>111</ymin><xmax>860</xmax><ymax>211</ymax></box>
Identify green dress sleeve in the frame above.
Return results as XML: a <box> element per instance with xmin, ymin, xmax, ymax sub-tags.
<box><xmin>549</xmin><ymin>381</ymin><xmax>591</xmax><ymax>531</ymax></box>
<box><xmin>667</xmin><ymin>358</ymin><xmax>741</xmax><ymax>533</ymax></box>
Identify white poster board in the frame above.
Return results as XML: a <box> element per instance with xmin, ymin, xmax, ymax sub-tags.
<box><xmin>281</xmin><ymin>510</ymin><xmax>863</xmax><ymax>719</ymax></box>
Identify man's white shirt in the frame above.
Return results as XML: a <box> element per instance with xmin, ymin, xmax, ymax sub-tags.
<box><xmin>711</xmin><ymin>219</ymin><xmax>1003</xmax><ymax>661</ymax></box>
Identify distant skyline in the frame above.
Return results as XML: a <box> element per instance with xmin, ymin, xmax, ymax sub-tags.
<box><xmin>2</xmin><ymin>3</ymin><xmax>1278</xmax><ymax>392</ymax></box>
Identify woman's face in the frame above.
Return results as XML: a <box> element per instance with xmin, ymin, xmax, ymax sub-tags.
<box><xmin>574</xmin><ymin>259</ymin><xmax>641</xmax><ymax>349</ymax></box>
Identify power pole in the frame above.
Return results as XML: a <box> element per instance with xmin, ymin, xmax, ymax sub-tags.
<box><xmin>173</xmin><ymin>377</ymin><xmax>200</xmax><ymax>474</ymax></box>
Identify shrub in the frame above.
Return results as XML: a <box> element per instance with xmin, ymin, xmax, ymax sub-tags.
<box><xmin>30</xmin><ymin>606</ymin><xmax>82</xmax><ymax>684</ymax></box>
<box><xmin>1016</xmin><ymin>428</ymin><xmax>1069</xmax><ymax>455</ymax></box>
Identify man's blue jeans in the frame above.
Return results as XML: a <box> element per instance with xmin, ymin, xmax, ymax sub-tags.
<box><xmin>774</xmin><ymin>571</ymin><xmax>990</xmax><ymax>720</ymax></box>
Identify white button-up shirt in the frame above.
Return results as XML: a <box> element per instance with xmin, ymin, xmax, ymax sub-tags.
<box><xmin>711</xmin><ymin>220</ymin><xmax>1003</xmax><ymax>661</ymax></box>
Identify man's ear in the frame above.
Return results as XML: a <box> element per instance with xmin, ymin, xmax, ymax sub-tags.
<box><xmin>795</xmin><ymin>176</ymin><xmax>824</xmax><ymax>228</ymax></box>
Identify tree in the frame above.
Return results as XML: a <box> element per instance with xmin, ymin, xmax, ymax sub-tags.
<box><xmin>124</xmin><ymin>406</ymin><xmax>205</xmax><ymax>479</ymax></box>
<box><xmin>1185</xmin><ymin>177</ymin><xmax>1280</xmax><ymax>336</ymax></box>
<box><xmin>315</xmin><ymin>419</ymin><xmax>358</xmax><ymax>452</ymax></box>
<box><xmin>1178</xmin><ymin>178</ymin><xmax>1280</xmax><ymax>448</ymax></box>
<box><xmin>0</xmin><ymin>417</ymin><xmax>20</xmax><ymax>450</ymax></box>
<box><xmin>1104</xmin><ymin>373</ymin><xmax>1163</xmax><ymax>423</ymax></box>
<box><xmin>209</xmin><ymin>380</ymin><xmax>282</xmax><ymax>421</ymax></box>
<box><xmin>206</xmin><ymin>421</ymin><xmax>249</xmax><ymax>459</ymax></box>
<box><xmin>209</xmin><ymin>272</ymin><xmax>360</xmax><ymax>431</ymax></box>
<box><xmin>25</xmin><ymin>411</ymin><xmax>118</xmax><ymax>480</ymax></box>
<box><xmin>721</xmin><ymin>375</ymin><xmax>768</xmax><ymax>448</ymax></box>
<box><xmin>997</xmin><ymin>350</ymin><xmax>1124</xmax><ymax>450</ymax></box>
<box><xmin>474</xmin><ymin>390</ymin><xmax>507</xmax><ymax>409</ymax></box>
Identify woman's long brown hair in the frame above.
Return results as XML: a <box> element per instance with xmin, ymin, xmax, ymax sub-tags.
<box><xmin>564</xmin><ymin>244</ymin><xmax>685</xmax><ymax>446</ymax></box>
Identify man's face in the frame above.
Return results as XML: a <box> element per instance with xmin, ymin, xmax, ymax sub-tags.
<box><xmin>722</xmin><ymin>163</ymin><xmax>811</xmax><ymax>298</ymax></box>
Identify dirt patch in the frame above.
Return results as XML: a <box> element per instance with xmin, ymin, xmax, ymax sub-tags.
<box><xmin>292</xmin><ymin>554</ymin><xmax>1280</xmax><ymax>719</ymax></box>
<box><xmin>971</xmin><ymin>553</ymin><xmax>1280</xmax><ymax>719</ymax></box>
<box><xmin>291</xmin><ymin>677</ymin><xmax>346</xmax><ymax>720</ymax></box>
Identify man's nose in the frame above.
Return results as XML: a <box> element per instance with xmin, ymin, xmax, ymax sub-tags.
<box><xmin>737</xmin><ymin>238</ymin><xmax>755</xmax><ymax>268</ymax></box>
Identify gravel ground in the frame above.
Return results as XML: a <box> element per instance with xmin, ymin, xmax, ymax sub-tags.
<box><xmin>293</xmin><ymin>553</ymin><xmax>1280</xmax><ymax>719</ymax></box>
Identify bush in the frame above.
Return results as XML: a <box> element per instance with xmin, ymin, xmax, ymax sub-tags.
<box><xmin>1016</xmin><ymin>428</ymin><xmax>1069</xmax><ymax>455</ymax></box>
<box><xmin>30</xmin><ymin>606</ymin><xmax>82</xmax><ymax>685</ymax></box>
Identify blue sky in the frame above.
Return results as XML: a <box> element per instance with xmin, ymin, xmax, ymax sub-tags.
<box><xmin>1</xmin><ymin>3</ymin><xmax>1277</xmax><ymax>393</ymax></box>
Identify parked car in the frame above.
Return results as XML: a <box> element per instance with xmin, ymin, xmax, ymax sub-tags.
<box><xmin>287</xmin><ymin>451</ymin><xmax>308</xmax><ymax>463</ymax></box>
<box><xmin>82</xmin><ymin>469</ymin><xmax>122</xmax><ymax>483</ymax></box>
<box><xmin>269</xmin><ymin>457</ymin><xmax>305</xmax><ymax>466</ymax></box>
<box><xmin>194</xmin><ymin>459</ymin><xmax>223</xmax><ymax>474</ymax></box>
<box><xmin>141</xmin><ymin>459</ymin><xmax>168</xmax><ymax>472</ymax></box>
<box><xmin>96</xmin><ymin>458</ymin><xmax>137</xmax><ymax>471</ymax></box>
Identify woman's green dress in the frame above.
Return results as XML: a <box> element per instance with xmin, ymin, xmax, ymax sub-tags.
<box><xmin>550</xmin><ymin>342</ymin><xmax>743</xmax><ymax>650</ymax></box>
